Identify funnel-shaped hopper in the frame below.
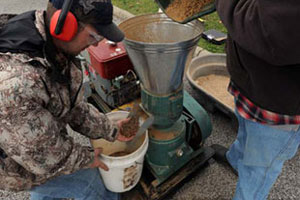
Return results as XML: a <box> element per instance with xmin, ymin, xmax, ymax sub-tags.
<box><xmin>119</xmin><ymin>13</ymin><xmax>204</xmax><ymax>95</ymax></box>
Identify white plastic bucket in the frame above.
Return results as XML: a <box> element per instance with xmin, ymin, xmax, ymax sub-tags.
<box><xmin>90</xmin><ymin>111</ymin><xmax>149</xmax><ymax>193</ymax></box>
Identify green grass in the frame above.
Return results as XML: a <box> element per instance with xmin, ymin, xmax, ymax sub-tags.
<box><xmin>112</xmin><ymin>0</ymin><xmax>226</xmax><ymax>53</ymax></box>
<box><xmin>198</xmin><ymin>12</ymin><xmax>227</xmax><ymax>53</ymax></box>
<box><xmin>112</xmin><ymin>0</ymin><xmax>159</xmax><ymax>15</ymax></box>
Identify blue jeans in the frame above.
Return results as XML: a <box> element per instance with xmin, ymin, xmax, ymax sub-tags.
<box><xmin>227</xmin><ymin>111</ymin><xmax>300</xmax><ymax>200</ymax></box>
<box><xmin>30</xmin><ymin>168</ymin><xmax>120</xmax><ymax>200</ymax></box>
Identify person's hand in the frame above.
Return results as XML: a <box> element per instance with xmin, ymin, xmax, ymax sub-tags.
<box><xmin>116</xmin><ymin>117</ymin><xmax>139</xmax><ymax>142</ymax></box>
<box><xmin>89</xmin><ymin>148</ymin><xmax>109</xmax><ymax>171</ymax></box>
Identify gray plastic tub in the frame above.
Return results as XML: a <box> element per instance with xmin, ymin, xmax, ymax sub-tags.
<box><xmin>186</xmin><ymin>53</ymin><xmax>235</xmax><ymax>117</ymax></box>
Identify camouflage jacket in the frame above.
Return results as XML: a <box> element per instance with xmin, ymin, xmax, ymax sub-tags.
<box><xmin>0</xmin><ymin>10</ymin><xmax>118</xmax><ymax>191</ymax></box>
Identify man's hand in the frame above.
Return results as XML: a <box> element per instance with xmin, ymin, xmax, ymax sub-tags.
<box><xmin>89</xmin><ymin>148</ymin><xmax>109</xmax><ymax>171</ymax></box>
<box><xmin>116</xmin><ymin>117</ymin><xmax>139</xmax><ymax>142</ymax></box>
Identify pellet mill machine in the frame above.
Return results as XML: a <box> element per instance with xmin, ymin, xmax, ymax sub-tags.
<box><xmin>85</xmin><ymin>13</ymin><xmax>215</xmax><ymax>200</ymax></box>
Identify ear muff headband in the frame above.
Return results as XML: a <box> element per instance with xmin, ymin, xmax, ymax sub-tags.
<box><xmin>50</xmin><ymin>0</ymin><xmax>78</xmax><ymax>41</ymax></box>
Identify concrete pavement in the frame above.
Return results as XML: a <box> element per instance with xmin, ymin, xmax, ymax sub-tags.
<box><xmin>0</xmin><ymin>1</ymin><xmax>299</xmax><ymax>200</ymax></box>
<box><xmin>0</xmin><ymin>0</ymin><xmax>47</xmax><ymax>14</ymax></box>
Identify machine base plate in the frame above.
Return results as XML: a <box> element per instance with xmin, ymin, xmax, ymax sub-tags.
<box><xmin>121</xmin><ymin>146</ymin><xmax>215</xmax><ymax>200</ymax></box>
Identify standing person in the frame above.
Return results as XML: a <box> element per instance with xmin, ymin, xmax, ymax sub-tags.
<box><xmin>212</xmin><ymin>0</ymin><xmax>300</xmax><ymax>200</ymax></box>
<box><xmin>0</xmin><ymin>0</ymin><xmax>138</xmax><ymax>199</ymax></box>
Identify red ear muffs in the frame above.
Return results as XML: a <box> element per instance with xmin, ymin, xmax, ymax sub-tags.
<box><xmin>50</xmin><ymin>10</ymin><xmax>78</xmax><ymax>42</ymax></box>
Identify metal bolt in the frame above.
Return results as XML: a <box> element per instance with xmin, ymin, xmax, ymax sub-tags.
<box><xmin>176</xmin><ymin>149</ymin><xmax>184</xmax><ymax>157</ymax></box>
<box><xmin>107</xmin><ymin>40</ymin><xmax>117</xmax><ymax>46</ymax></box>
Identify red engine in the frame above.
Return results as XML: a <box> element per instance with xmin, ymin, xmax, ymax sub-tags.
<box><xmin>87</xmin><ymin>39</ymin><xmax>133</xmax><ymax>80</ymax></box>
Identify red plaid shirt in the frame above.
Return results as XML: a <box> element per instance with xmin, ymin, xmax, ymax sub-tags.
<box><xmin>228</xmin><ymin>81</ymin><xmax>300</xmax><ymax>125</ymax></box>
